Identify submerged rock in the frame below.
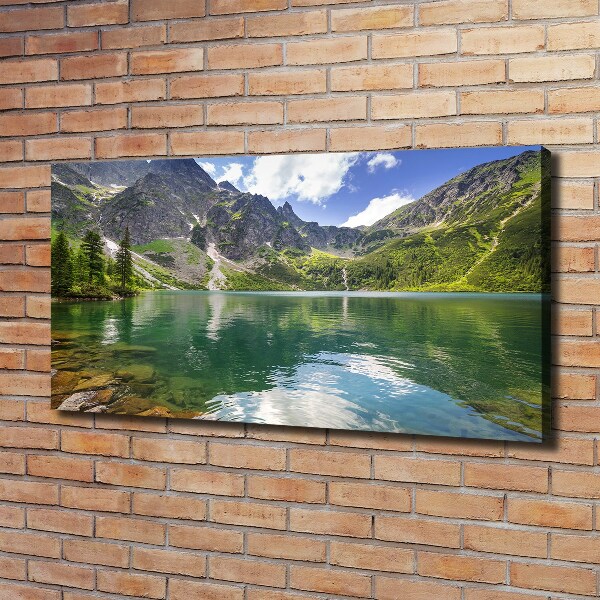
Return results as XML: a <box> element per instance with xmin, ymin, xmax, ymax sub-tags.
<box><xmin>52</xmin><ymin>371</ymin><xmax>82</xmax><ymax>395</ymax></box>
<box><xmin>74</xmin><ymin>374</ymin><xmax>116</xmax><ymax>391</ymax></box>
<box><xmin>57</xmin><ymin>389</ymin><xmax>114</xmax><ymax>412</ymax></box>
<box><xmin>116</xmin><ymin>364</ymin><xmax>156</xmax><ymax>383</ymax></box>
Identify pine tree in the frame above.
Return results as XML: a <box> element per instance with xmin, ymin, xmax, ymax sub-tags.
<box><xmin>51</xmin><ymin>231</ymin><xmax>73</xmax><ymax>296</ymax></box>
<box><xmin>81</xmin><ymin>229</ymin><xmax>104</xmax><ymax>285</ymax></box>
<box><xmin>116</xmin><ymin>226</ymin><xmax>133</xmax><ymax>290</ymax></box>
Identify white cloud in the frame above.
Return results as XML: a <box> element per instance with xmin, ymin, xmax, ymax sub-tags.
<box><xmin>367</xmin><ymin>153</ymin><xmax>399</xmax><ymax>173</ymax></box>
<box><xmin>243</xmin><ymin>153</ymin><xmax>359</xmax><ymax>205</ymax></box>
<box><xmin>198</xmin><ymin>161</ymin><xmax>217</xmax><ymax>177</ymax></box>
<box><xmin>341</xmin><ymin>192</ymin><xmax>414</xmax><ymax>228</ymax></box>
<box><xmin>219</xmin><ymin>162</ymin><xmax>245</xmax><ymax>187</ymax></box>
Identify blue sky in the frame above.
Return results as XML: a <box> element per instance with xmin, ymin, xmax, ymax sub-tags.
<box><xmin>195</xmin><ymin>145</ymin><xmax>540</xmax><ymax>227</ymax></box>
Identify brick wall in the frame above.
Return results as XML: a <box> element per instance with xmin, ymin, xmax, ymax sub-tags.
<box><xmin>0</xmin><ymin>0</ymin><xmax>599</xmax><ymax>598</ymax></box>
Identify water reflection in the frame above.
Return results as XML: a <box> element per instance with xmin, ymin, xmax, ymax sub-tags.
<box><xmin>52</xmin><ymin>291</ymin><xmax>545</xmax><ymax>441</ymax></box>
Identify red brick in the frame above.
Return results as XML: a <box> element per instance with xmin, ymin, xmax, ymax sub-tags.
<box><xmin>28</xmin><ymin>454</ymin><xmax>93</xmax><ymax>482</ymax></box>
<box><xmin>290</xmin><ymin>507</ymin><xmax>372</xmax><ymax>538</ymax></box>
<box><xmin>373</xmin><ymin>29</ymin><xmax>458</xmax><ymax>58</ymax></box>
<box><xmin>552</xmin><ymin>533</ymin><xmax>600</xmax><ymax>564</ymax></box>
<box><xmin>0</xmin><ymin>504</ymin><xmax>25</xmax><ymax>526</ymax></box>
<box><xmin>96</xmin><ymin>461</ymin><xmax>166</xmax><ymax>489</ymax></box>
<box><xmin>210</xmin><ymin>555</ymin><xmax>286</xmax><ymax>587</ymax></box>
<box><xmin>169</xmin><ymin>579</ymin><xmax>243</xmax><ymax>600</ymax></box>
<box><xmin>375</xmin><ymin>455</ymin><xmax>461</xmax><ymax>485</ymax></box>
<box><xmin>133</xmin><ymin>492</ymin><xmax>207</xmax><ymax>520</ymax></box>
<box><xmin>170</xmin><ymin>131</ymin><xmax>244</xmax><ymax>155</ymax></box>
<box><xmin>208</xmin><ymin>42</ymin><xmax>282</xmax><ymax>69</ymax></box>
<box><xmin>248</xmin><ymin>129</ymin><xmax>326</xmax><ymax>154</ymax></box>
<box><xmin>0</xmin><ymin>165</ymin><xmax>50</xmax><ymax>189</ymax></box>
<box><xmin>0</xmin><ymin>398</ymin><xmax>24</xmax><ymax>421</ymax></box>
<box><xmin>330</xmin><ymin>481</ymin><xmax>411</xmax><ymax>512</ymax></box>
<box><xmin>67</xmin><ymin>0</ymin><xmax>129</xmax><ymax>27</ymax></box>
<box><xmin>96</xmin><ymin>515</ymin><xmax>165</xmax><ymax>545</ymax></box>
<box><xmin>248</xmin><ymin>10</ymin><xmax>327</xmax><ymax>37</ymax></box>
<box><xmin>64</xmin><ymin>539</ymin><xmax>130</xmax><ymax>568</ymax></box>
<box><xmin>510</xmin><ymin>562</ymin><xmax>596</xmax><ymax>595</ymax></box>
<box><xmin>211</xmin><ymin>500</ymin><xmax>287</xmax><ymax>530</ymax></box>
<box><xmin>61</xmin><ymin>108</ymin><xmax>128</xmax><ymax>133</ymax></box>
<box><xmin>132</xmin><ymin>0</ymin><xmax>206</xmax><ymax>21</ymax></box>
<box><xmin>27</xmin><ymin>296</ymin><xmax>51</xmax><ymax>318</ymax></box>
<box><xmin>464</xmin><ymin>463</ymin><xmax>549</xmax><ymax>493</ymax></box>
<box><xmin>0</xmin><ymin>88</ymin><xmax>22</xmax><ymax>110</ymax></box>
<box><xmin>134</xmin><ymin>547</ymin><xmax>206</xmax><ymax>577</ymax></box>
<box><xmin>211</xmin><ymin>0</ymin><xmax>286</xmax><ymax>15</ymax></box>
<box><xmin>248</xmin><ymin>475</ymin><xmax>326</xmax><ymax>503</ymax></box>
<box><xmin>417</xmin><ymin>489</ymin><xmax>504</xmax><ymax>521</ymax></box>
<box><xmin>0</xmin><ymin>295</ymin><xmax>25</xmax><ymax>317</ymax></box>
<box><xmin>289</xmin><ymin>447</ymin><xmax>371</xmax><ymax>478</ymax></box>
<box><xmin>332</xmin><ymin>5</ymin><xmax>413</xmax><ymax>31</ymax></box>
<box><xmin>0</xmin><ymin>478</ymin><xmax>58</xmax><ymax>505</ymax></box>
<box><xmin>247</xmin><ymin>532</ymin><xmax>326</xmax><ymax>562</ymax></box>
<box><xmin>0</xmin><ymin>269</ymin><xmax>49</xmax><ymax>292</ymax></box>
<box><xmin>290</xmin><ymin>565</ymin><xmax>371</xmax><ymax>597</ymax></box>
<box><xmin>0</xmin><ymin>36</ymin><xmax>23</xmax><ymax>58</ymax></box>
<box><xmin>61</xmin><ymin>53</ymin><xmax>128</xmax><ymax>80</ymax></box>
<box><xmin>170</xmin><ymin>17</ymin><xmax>243</xmax><ymax>42</ymax></box>
<box><xmin>513</xmin><ymin>0</ymin><xmax>597</xmax><ymax>19</ymax></box>
<box><xmin>508</xmin><ymin>497</ymin><xmax>593</xmax><ymax>530</ymax></box>
<box><xmin>131</xmin><ymin>104</ymin><xmax>204</xmax><ymax>129</ymax></box>
<box><xmin>464</xmin><ymin>524</ymin><xmax>548</xmax><ymax>558</ymax></box>
<box><xmin>26</xmin><ymin>244</ymin><xmax>50</xmax><ymax>267</ymax></box>
<box><xmin>27</xmin><ymin>31</ymin><xmax>98</xmax><ymax>55</ymax></box>
<box><xmin>332</xmin><ymin>63</ymin><xmax>413</xmax><ymax>92</ymax></box>
<box><xmin>287</xmin><ymin>36</ymin><xmax>366</xmax><ymax>65</ymax></box>
<box><xmin>102</xmin><ymin>24</ymin><xmax>166</xmax><ymax>49</ymax></box>
<box><xmin>26</xmin><ymin>84</ymin><xmax>92</xmax><ymax>109</ymax></box>
<box><xmin>0</xmin><ymin>58</ymin><xmax>57</xmax><ymax>84</ymax></box>
<box><xmin>0</xmin><ymin>349</ymin><xmax>23</xmax><ymax>369</ymax></box>
<box><xmin>61</xmin><ymin>430</ymin><xmax>129</xmax><ymax>457</ymax></box>
<box><xmin>508</xmin><ymin>436</ymin><xmax>594</xmax><ymax>465</ymax></box>
<box><xmin>169</xmin><ymin>523</ymin><xmax>243</xmax><ymax>553</ymax></box>
<box><xmin>0</xmin><ymin>192</ymin><xmax>24</xmax><ymax>214</ymax></box>
<box><xmin>418</xmin><ymin>551</ymin><xmax>505</xmax><ymax>584</ymax></box>
<box><xmin>0</xmin><ymin>555</ymin><xmax>25</xmax><ymax>581</ymax></box>
<box><xmin>377</xmin><ymin>578</ymin><xmax>461</xmax><ymax>600</ymax></box>
<box><xmin>170</xmin><ymin>73</ymin><xmax>244</xmax><ymax>99</ymax></box>
<box><xmin>210</xmin><ymin>441</ymin><xmax>286</xmax><ymax>470</ymax></box>
<box><xmin>420</xmin><ymin>0</ymin><xmax>508</xmax><ymax>25</ymax></box>
<box><xmin>26</xmin><ymin>349</ymin><xmax>51</xmax><ymax>370</ymax></box>
<box><xmin>376</xmin><ymin>515</ymin><xmax>461</xmax><ymax>548</ymax></box>
<box><xmin>0</xmin><ymin>140</ymin><xmax>22</xmax><ymax>162</ymax></box>
<box><xmin>27</xmin><ymin>507</ymin><xmax>93</xmax><ymax>536</ymax></box>
<box><xmin>97</xmin><ymin>570</ymin><xmax>166</xmax><ymax>599</ymax></box>
<box><xmin>27</xmin><ymin>190</ymin><xmax>51</xmax><ymax>212</ymax></box>
<box><xmin>0</xmin><ymin>424</ymin><xmax>56</xmax><ymax>448</ymax></box>
<box><xmin>331</xmin><ymin>540</ymin><xmax>414</xmax><ymax>572</ymax></box>
<box><xmin>0</xmin><ymin>6</ymin><xmax>64</xmax><ymax>33</ymax></box>
<box><xmin>0</xmin><ymin>112</ymin><xmax>56</xmax><ymax>137</ymax></box>
<box><xmin>61</xmin><ymin>485</ymin><xmax>130</xmax><ymax>513</ymax></box>
<box><xmin>553</xmin><ymin>247</ymin><xmax>595</xmax><ymax>273</ymax></box>
<box><xmin>0</xmin><ymin>530</ymin><xmax>60</xmax><ymax>559</ymax></box>
<box><xmin>26</xmin><ymin>137</ymin><xmax>92</xmax><ymax>161</ymax></box>
<box><xmin>171</xmin><ymin>468</ymin><xmax>244</xmax><ymax>496</ymax></box>
<box><xmin>208</xmin><ymin>101</ymin><xmax>284</xmax><ymax>125</ymax></box>
<box><xmin>96</xmin><ymin>133</ymin><xmax>167</xmax><ymax>159</ymax></box>
<box><xmin>131</xmin><ymin>48</ymin><xmax>204</xmax><ymax>75</ymax></box>
<box><xmin>0</xmin><ymin>583</ymin><xmax>59</xmax><ymax>600</ymax></box>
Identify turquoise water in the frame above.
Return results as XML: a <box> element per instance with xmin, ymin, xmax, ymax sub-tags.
<box><xmin>52</xmin><ymin>291</ymin><xmax>546</xmax><ymax>441</ymax></box>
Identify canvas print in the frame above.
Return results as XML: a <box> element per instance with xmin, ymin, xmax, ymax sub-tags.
<box><xmin>51</xmin><ymin>146</ymin><xmax>550</xmax><ymax>442</ymax></box>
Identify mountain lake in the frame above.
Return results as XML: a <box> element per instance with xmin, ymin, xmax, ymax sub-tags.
<box><xmin>52</xmin><ymin>291</ymin><xmax>547</xmax><ymax>441</ymax></box>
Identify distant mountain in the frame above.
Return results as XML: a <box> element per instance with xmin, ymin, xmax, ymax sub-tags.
<box><xmin>51</xmin><ymin>150</ymin><xmax>547</xmax><ymax>293</ymax></box>
<box><xmin>218</xmin><ymin>181</ymin><xmax>239</xmax><ymax>193</ymax></box>
<box><xmin>373</xmin><ymin>150</ymin><xmax>539</xmax><ymax>233</ymax></box>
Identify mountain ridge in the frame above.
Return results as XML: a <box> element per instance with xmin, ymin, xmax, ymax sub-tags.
<box><xmin>51</xmin><ymin>149</ymin><xmax>548</xmax><ymax>293</ymax></box>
